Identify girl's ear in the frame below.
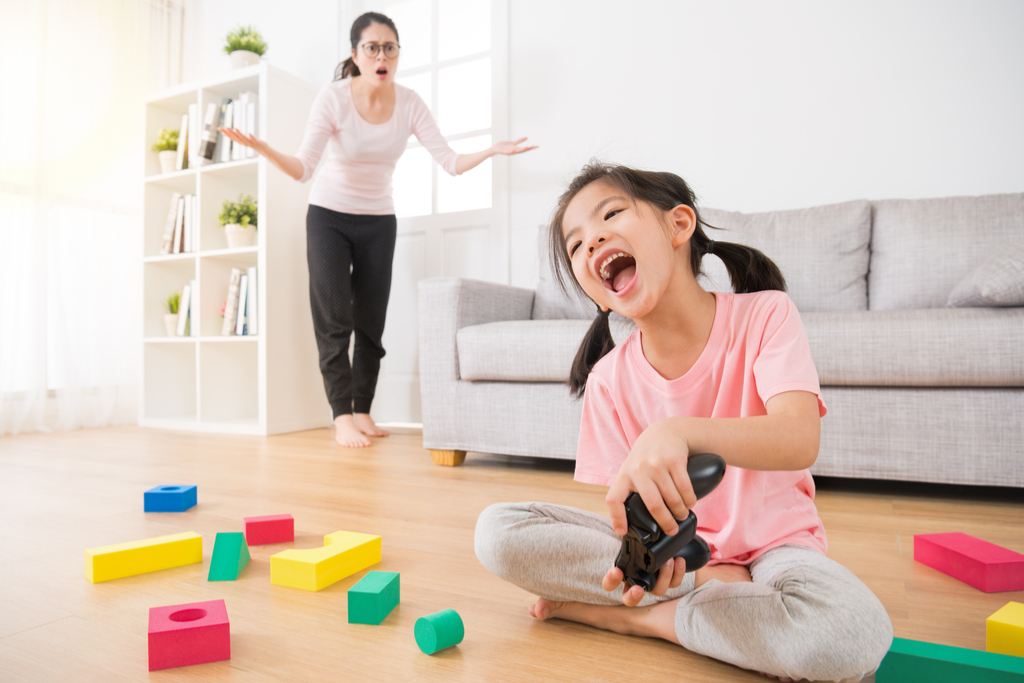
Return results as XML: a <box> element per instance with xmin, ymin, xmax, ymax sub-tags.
<box><xmin>669</xmin><ymin>204</ymin><xmax>697</xmax><ymax>247</ymax></box>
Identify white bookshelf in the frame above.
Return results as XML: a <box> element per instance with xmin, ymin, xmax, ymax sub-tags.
<box><xmin>140</xmin><ymin>63</ymin><xmax>331</xmax><ymax>435</ymax></box>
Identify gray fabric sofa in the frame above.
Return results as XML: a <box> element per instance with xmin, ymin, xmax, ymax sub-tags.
<box><xmin>418</xmin><ymin>193</ymin><xmax>1024</xmax><ymax>487</ymax></box>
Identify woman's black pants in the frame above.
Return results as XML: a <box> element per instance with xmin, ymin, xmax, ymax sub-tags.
<box><xmin>305</xmin><ymin>204</ymin><xmax>396</xmax><ymax>418</ymax></box>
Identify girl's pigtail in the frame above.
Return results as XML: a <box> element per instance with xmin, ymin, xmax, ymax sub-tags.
<box><xmin>568</xmin><ymin>307</ymin><xmax>615</xmax><ymax>399</ymax></box>
<box><xmin>707</xmin><ymin>239</ymin><xmax>787</xmax><ymax>294</ymax></box>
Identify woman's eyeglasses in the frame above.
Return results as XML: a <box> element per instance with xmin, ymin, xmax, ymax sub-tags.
<box><xmin>360</xmin><ymin>42</ymin><xmax>400</xmax><ymax>59</ymax></box>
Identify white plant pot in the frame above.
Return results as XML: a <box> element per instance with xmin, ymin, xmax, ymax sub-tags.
<box><xmin>230</xmin><ymin>50</ymin><xmax>261</xmax><ymax>69</ymax></box>
<box><xmin>158</xmin><ymin>150</ymin><xmax>177</xmax><ymax>174</ymax></box>
<box><xmin>225</xmin><ymin>223</ymin><xmax>257</xmax><ymax>248</ymax></box>
<box><xmin>164</xmin><ymin>313</ymin><xmax>179</xmax><ymax>337</ymax></box>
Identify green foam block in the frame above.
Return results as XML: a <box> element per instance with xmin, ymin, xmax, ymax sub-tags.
<box><xmin>208</xmin><ymin>532</ymin><xmax>250</xmax><ymax>581</ymax></box>
<box><xmin>348</xmin><ymin>571</ymin><xmax>400</xmax><ymax>625</ymax></box>
<box><xmin>415</xmin><ymin>608</ymin><xmax>464</xmax><ymax>655</ymax></box>
<box><xmin>876</xmin><ymin>637</ymin><xmax>1024</xmax><ymax>682</ymax></box>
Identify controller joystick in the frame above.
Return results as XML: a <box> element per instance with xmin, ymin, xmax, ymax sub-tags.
<box><xmin>613</xmin><ymin>453</ymin><xmax>726</xmax><ymax>592</ymax></box>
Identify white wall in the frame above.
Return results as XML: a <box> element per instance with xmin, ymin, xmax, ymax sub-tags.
<box><xmin>183</xmin><ymin>0</ymin><xmax>342</xmax><ymax>86</ymax></box>
<box><xmin>507</xmin><ymin>0</ymin><xmax>1024</xmax><ymax>288</ymax></box>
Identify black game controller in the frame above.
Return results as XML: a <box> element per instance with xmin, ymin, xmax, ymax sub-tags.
<box><xmin>614</xmin><ymin>453</ymin><xmax>727</xmax><ymax>592</ymax></box>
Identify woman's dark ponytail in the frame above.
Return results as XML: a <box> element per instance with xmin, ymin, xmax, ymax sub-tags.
<box><xmin>334</xmin><ymin>12</ymin><xmax>400</xmax><ymax>81</ymax></box>
<box><xmin>550</xmin><ymin>162</ymin><xmax>788</xmax><ymax>398</ymax></box>
<box><xmin>568</xmin><ymin>307</ymin><xmax>614</xmax><ymax>398</ymax></box>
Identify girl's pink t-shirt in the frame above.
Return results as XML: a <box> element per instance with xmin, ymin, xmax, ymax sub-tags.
<box><xmin>575</xmin><ymin>290</ymin><xmax>829</xmax><ymax>565</ymax></box>
<box><xmin>295</xmin><ymin>79</ymin><xmax>459</xmax><ymax>215</ymax></box>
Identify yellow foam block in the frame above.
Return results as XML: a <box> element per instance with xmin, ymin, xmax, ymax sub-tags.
<box><xmin>85</xmin><ymin>531</ymin><xmax>203</xmax><ymax>583</ymax></box>
<box><xmin>270</xmin><ymin>530</ymin><xmax>381</xmax><ymax>591</ymax></box>
<box><xmin>987</xmin><ymin>601</ymin><xmax>1024</xmax><ymax>658</ymax></box>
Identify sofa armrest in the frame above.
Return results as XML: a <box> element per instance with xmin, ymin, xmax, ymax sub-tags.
<box><xmin>418</xmin><ymin>278</ymin><xmax>535</xmax><ymax>449</ymax></box>
<box><xmin>418</xmin><ymin>277</ymin><xmax>535</xmax><ymax>385</ymax></box>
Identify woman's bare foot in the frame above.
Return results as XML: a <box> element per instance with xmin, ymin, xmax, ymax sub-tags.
<box><xmin>528</xmin><ymin>596</ymin><xmax>679</xmax><ymax>643</ymax></box>
<box><xmin>352</xmin><ymin>412</ymin><xmax>389</xmax><ymax>437</ymax></box>
<box><xmin>334</xmin><ymin>415</ymin><xmax>371</xmax><ymax>447</ymax></box>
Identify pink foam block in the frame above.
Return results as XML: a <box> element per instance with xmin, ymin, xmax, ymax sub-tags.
<box><xmin>914</xmin><ymin>532</ymin><xmax>1024</xmax><ymax>593</ymax></box>
<box><xmin>148</xmin><ymin>599</ymin><xmax>230</xmax><ymax>671</ymax></box>
<box><xmin>244</xmin><ymin>513</ymin><xmax>294</xmax><ymax>545</ymax></box>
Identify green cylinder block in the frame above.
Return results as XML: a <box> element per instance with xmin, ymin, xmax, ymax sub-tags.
<box><xmin>414</xmin><ymin>609</ymin><xmax>464</xmax><ymax>655</ymax></box>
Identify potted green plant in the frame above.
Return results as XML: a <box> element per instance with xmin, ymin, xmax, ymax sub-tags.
<box><xmin>219</xmin><ymin>193</ymin><xmax>258</xmax><ymax>248</ymax></box>
<box><xmin>165</xmin><ymin>292</ymin><xmax>180</xmax><ymax>336</ymax></box>
<box><xmin>152</xmin><ymin>127</ymin><xmax>179</xmax><ymax>174</ymax></box>
<box><xmin>224</xmin><ymin>26</ymin><xmax>268</xmax><ymax>69</ymax></box>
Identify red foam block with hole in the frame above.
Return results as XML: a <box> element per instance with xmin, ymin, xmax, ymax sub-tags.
<box><xmin>914</xmin><ymin>532</ymin><xmax>1024</xmax><ymax>593</ymax></box>
<box><xmin>148</xmin><ymin>599</ymin><xmax>230</xmax><ymax>671</ymax></box>
<box><xmin>244</xmin><ymin>513</ymin><xmax>294</xmax><ymax>545</ymax></box>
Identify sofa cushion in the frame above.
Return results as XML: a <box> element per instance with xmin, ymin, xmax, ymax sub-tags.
<box><xmin>804</xmin><ymin>308</ymin><xmax>1024</xmax><ymax>387</ymax></box>
<box><xmin>699</xmin><ymin>200</ymin><xmax>871</xmax><ymax>312</ymax></box>
<box><xmin>946</xmin><ymin>239</ymin><xmax>1024</xmax><ymax>308</ymax></box>
<box><xmin>457</xmin><ymin>318</ymin><xmax>636</xmax><ymax>381</ymax></box>
<box><xmin>533</xmin><ymin>225</ymin><xmax>596</xmax><ymax>320</ymax></box>
<box><xmin>869</xmin><ymin>193</ymin><xmax>1024</xmax><ymax>311</ymax></box>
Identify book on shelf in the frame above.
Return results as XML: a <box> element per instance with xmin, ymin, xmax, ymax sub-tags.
<box><xmin>221</xmin><ymin>101</ymin><xmax>234</xmax><ymax>162</ymax></box>
<box><xmin>183</xmin><ymin>194</ymin><xmax>193</xmax><ymax>253</ymax></box>
<box><xmin>231</xmin><ymin>98</ymin><xmax>244</xmax><ymax>161</ymax></box>
<box><xmin>215</xmin><ymin>97</ymin><xmax>232</xmax><ymax>163</ymax></box>
<box><xmin>245</xmin><ymin>100</ymin><xmax>257</xmax><ymax>158</ymax></box>
<box><xmin>174</xmin><ymin>112</ymin><xmax>188</xmax><ymax>171</ymax></box>
<box><xmin>171</xmin><ymin>195</ymin><xmax>185</xmax><ymax>254</ymax></box>
<box><xmin>159</xmin><ymin>191</ymin><xmax>182</xmax><ymax>255</ymax></box>
<box><xmin>187</xmin><ymin>103</ymin><xmax>198</xmax><ymax>169</ymax></box>
<box><xmin>235</xmin><ymin>273</ymin><xmax>248</xmax><ymax>335</ymax></box>
<box><xmin>176</xmin><ymin>283</ymin><xmax>191</xmax><ymax>336</ymax></box>
<box><xmin>221</xmin><ymin>268</ymin><xmax>243</xmax><ymax>336</ymax></box>
<box><xmin>197</xmin><ymin>102</ymin><xmax>219</xmax><ymax>164</ymax></box>
<box><xmin>245</xmin><ymin>266</ymin><xmax>258</xmax><ymax>335</ymax></box>
<box><xmin>188</xmin><ymin>278</ymin><xmax>198</xmax><ymax>336</ymax></box>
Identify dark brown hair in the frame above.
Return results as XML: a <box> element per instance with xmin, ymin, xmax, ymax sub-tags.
<box><xmin>334</xmin><ymin>12</ymin><xmax>400</xmax><ymax>81</ymax></box>
<box><xmin>549</xmin><ymin>162</ymin><xmax>787</xmax><ymax>398</ymax></box>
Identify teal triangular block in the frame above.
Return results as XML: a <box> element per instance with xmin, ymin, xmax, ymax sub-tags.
<box><xmin>208</xmin><ymin>532</ymin><xmax>250</xmax><ymax>581</ymax></box>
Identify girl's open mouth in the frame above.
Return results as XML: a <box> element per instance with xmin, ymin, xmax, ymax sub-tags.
<box><xmin>599</xmin><ymin>252</ymin><xmax>637</xmax><ymax>293</ymax></box>
<box><xmin>376</xmin><ymin>67</ymin><xmax>388</xmax><ymax>77</ymax></box>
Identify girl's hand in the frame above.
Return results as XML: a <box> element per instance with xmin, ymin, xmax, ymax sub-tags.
<box><xmin>602</xmin><ymin>557</ymin><xmax>687</xmax><ymax>606</ymax></box>
<box><xmin>217</xmin><ymin>127</ymin><xmax>272</xmax><ymax>157</ymax></box>
<box><xmin>606</xmin><ymin>419</ymin><xmax>697</xmax><ymax>538</ymax></box>
<box><xmin>491</xmin><ymin>137</ymin><xmax>538</xmax><ymax>156</ymax></box>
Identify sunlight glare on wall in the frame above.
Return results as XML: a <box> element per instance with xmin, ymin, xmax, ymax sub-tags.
<box><xmin>438</xmin><ymin>58</ymin><xmax>491</xmax><ymax>136</ymax></box>
<box><xmin>394</xmin><ymin>146</ymin><xmax>433</xmax><ymax>217</ymax></box>
<box><xmin>383</xmin><ymin>0</ymin><xmax>432</xmax><ymax>70</ymax></box>
<box><xmin>438</xmin><ymin>0</ymin><xmax>490</xmax><ymax>61</ymax></box>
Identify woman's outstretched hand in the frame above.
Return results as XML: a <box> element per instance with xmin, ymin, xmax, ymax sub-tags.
<box><xmin>605</xmin><ymin>418</ymin><xmax>697</xmax><ymax>539</ymax></box>
<box><xmin>216</xmin><ymin>127</ymin><xmax>304</xmax><ymax>180</ymax></box>
<box><xmin>602</xmin><ymin>557</ymin><xmax>687</xmax><ymax>606</ymax></box>
<box><xmin>491</xmin><ymin>137</ymin><xmax>538</xmax><ymax>156</ymax></box>
<box><xmin>217</xmin><ymin>127</ymin><xmax>271</xmax><ymax>157</ymax></box>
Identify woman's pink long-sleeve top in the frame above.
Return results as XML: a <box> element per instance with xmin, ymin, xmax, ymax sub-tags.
<box><xmin>295</xmin><ymin>78</ymin><xmax>460</xmax><ymax>215</ymax></box>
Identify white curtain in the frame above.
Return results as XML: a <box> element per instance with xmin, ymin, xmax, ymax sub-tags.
<box><xmin>0</xmin><ymin>0</ymin><xmax>181</xmax><ymax>435</ymax></box>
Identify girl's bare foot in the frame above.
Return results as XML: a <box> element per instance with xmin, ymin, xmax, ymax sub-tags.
<box><xmin>352</xmin><ymin>412</ymin><xmax>389</xmax><ymax>437</ymax></box>
<box><xmin>334</xmin><ymin>415</ymin><xmax>371</xmax><ymax>447</ymax></box>
<box><xmin>528</xmin><ymin>596</ymin><xmax>679</xmax><ymax>643</ymax></box>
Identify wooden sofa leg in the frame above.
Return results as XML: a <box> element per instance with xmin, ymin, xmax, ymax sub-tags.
<box><xmin>430</xmin><ymin>449</ymin><xmax>466</xmax><ymax>466</ymax></box>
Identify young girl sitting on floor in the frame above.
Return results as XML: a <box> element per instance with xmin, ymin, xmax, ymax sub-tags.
<box><xmin>474</xmin><ymin>163</ymin><xmax>893</xmax><ymax>682</ymax></box>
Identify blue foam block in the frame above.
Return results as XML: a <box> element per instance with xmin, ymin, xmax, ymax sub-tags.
<box><xmin>144</xmin><ymin>485</ymin><xmax>197</xmax><ymax>512</ymax></box>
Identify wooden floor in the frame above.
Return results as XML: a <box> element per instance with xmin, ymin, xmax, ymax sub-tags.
<box><xmin>1</xmin><ymin>426</ymin><xmax>1023</xmax><ymax>682</ymax></box>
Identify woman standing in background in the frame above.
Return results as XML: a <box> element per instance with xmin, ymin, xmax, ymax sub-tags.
<box><xmin>221</xmin><ymin>11</ymin><xmax>535</xmax><ymax>447</ymax></box>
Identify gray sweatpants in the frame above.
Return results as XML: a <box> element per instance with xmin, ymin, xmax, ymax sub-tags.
<box><xmin>475</xmin><ymin>502</ymin><xmax>893</xmax><ymax>683</ymax></box>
